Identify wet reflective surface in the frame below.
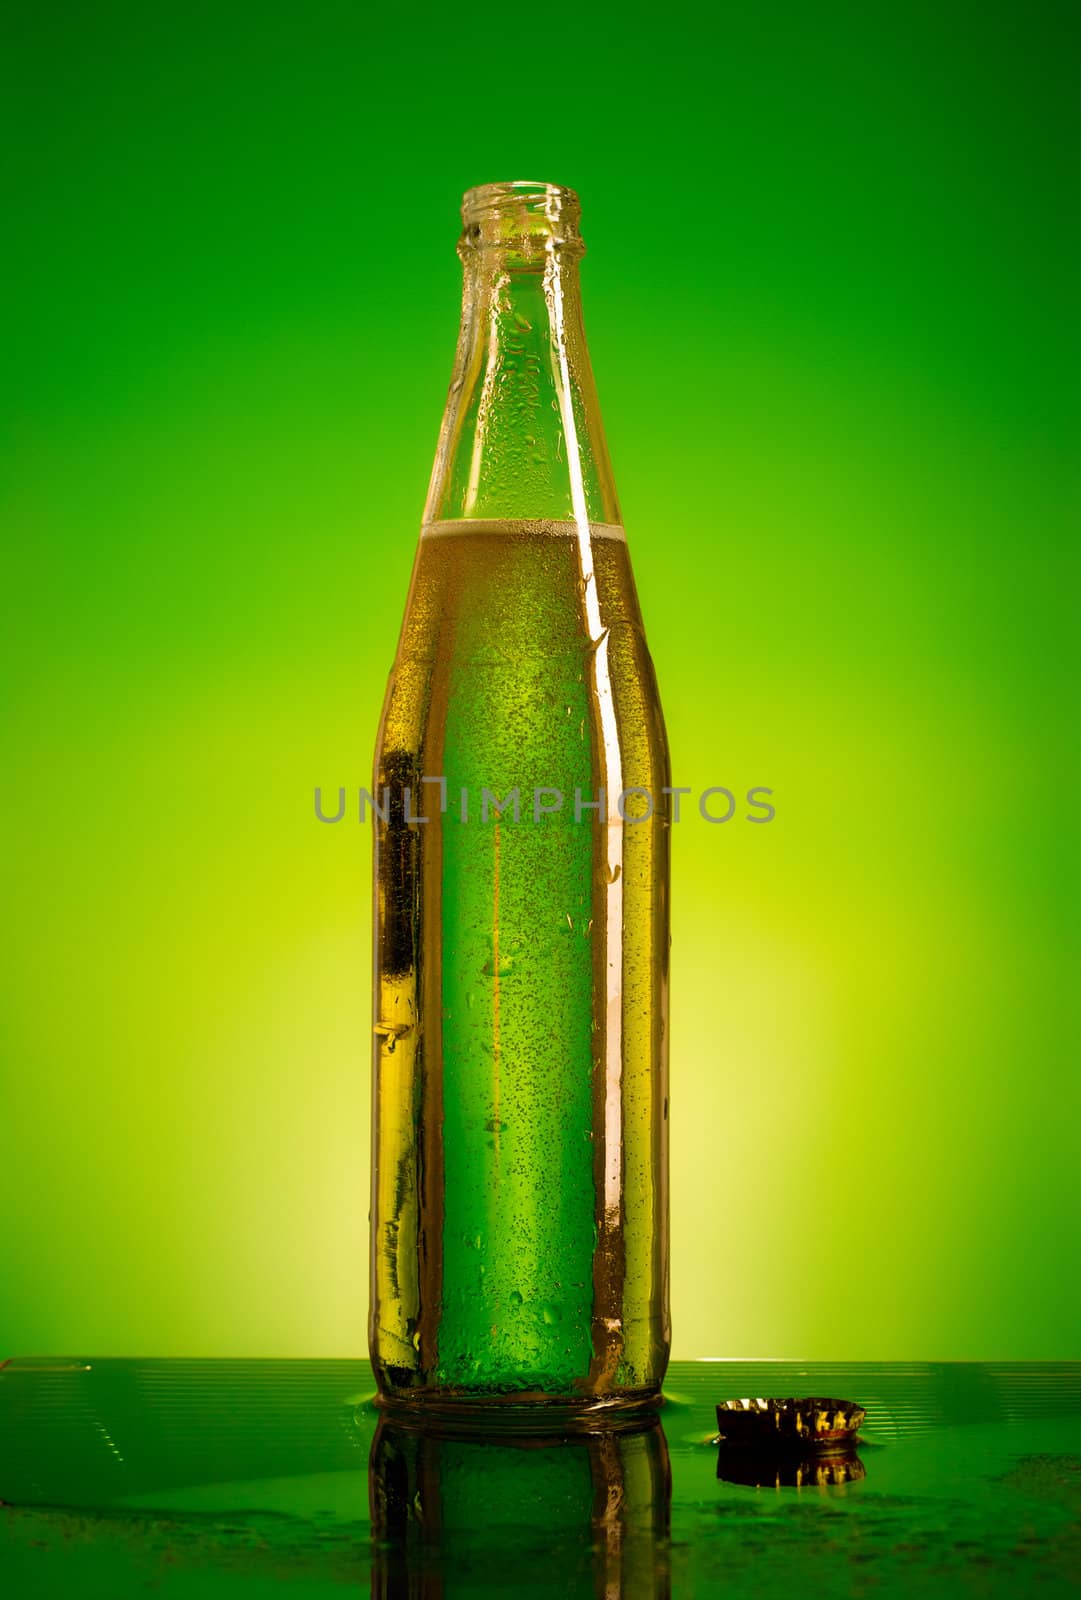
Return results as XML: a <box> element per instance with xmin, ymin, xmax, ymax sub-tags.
<box><xmin>2</xmin><ymin>1361</ymin><xmax>1080</xmax><ymax>1595</ymax></box>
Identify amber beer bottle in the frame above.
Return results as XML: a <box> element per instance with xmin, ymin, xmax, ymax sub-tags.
<box><xmin>371</xmin><ymin>181</ymin><xmax>670</xmax><ymax>1422</ymax></box>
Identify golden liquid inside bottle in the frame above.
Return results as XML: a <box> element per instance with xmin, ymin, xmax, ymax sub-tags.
<box><xmin>371</xmin><ymin>521</ymin><xmax>670</xmax><ymax>1421</ymax></box>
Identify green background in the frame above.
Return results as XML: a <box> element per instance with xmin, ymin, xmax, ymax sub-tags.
<box><xmin>2</xmin><ymin>0</ymin><xmax>1076</xmax><ymax>1361</ymax></box>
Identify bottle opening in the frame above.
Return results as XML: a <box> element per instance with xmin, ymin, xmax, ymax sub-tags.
<box><xmin>460</xmin><ymin>180</ymin><xmax>584</xmax><ymax>259</ymax></box>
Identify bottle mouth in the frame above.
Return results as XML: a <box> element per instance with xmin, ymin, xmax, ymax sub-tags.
<box><xmin>459</xmin><ymin>180</ymin><xmax>584</xmax><ymax>258</ymax></box>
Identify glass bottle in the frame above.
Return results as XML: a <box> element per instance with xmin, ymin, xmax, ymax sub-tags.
<box><xmin>370</xmin><ymin>180</ymin><xmax>670</xmax><ymax>1423</ymax></box>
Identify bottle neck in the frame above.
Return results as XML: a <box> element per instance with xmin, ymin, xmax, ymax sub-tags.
<box><xmin>423</xmin><ymin>218</ymin><xmax>620</xmax><ymax>528</ymax></box>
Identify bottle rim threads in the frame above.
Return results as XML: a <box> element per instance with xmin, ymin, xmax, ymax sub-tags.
<box><xmin>459</xmin><ymin>180</ymin><xmax>584</xmax><ymax>258</ymax></box>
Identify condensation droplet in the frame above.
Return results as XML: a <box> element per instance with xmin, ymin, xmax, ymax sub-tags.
<box><xmin>374</xmin><ymin>1021</ymin><xmax>411</xmax><ymax>1054</ymax></box>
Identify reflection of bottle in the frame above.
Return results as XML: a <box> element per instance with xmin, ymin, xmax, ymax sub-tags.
<box><xmin>369</xmin><ymin>1418</ymin><xmax>671</xmax><ymax>1598</ymax></box>
<box><xmin>370</xmin><ymin>182</ymin><xmax>670</xmax><ymax>1421</ymax></box>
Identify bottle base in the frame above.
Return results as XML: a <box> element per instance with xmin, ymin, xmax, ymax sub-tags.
<box><xmin>373</xmin><ymin>1384</ymin><xmax>664</xmax><ymax>1436</ymax></box>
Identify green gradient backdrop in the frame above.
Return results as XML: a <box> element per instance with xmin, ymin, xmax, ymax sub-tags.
<box><xmin>2</xmin><ymin>0</ymin><xmax>1077</xmax><ymax>1360</ymax></box>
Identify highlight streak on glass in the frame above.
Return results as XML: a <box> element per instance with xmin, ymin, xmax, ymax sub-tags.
<box><xmin>546</xmin><ymin>244</ymin><xmax>626</xmax><ymax>1382</ymax></box>
<box><xmin>463</xmin><ymin>271</ymin><xmax>507</xmax><ymax>516</ymax></box>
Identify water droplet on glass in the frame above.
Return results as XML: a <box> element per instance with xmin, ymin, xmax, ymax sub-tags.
<box><xmin>373</xmin><ymin>1021</ymin><xmax>411</xmax><ymax>1053</ymax></box>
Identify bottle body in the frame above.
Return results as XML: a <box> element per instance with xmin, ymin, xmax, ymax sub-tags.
<box><xmin>370</xmin><ymin>183</ymin><xmax>670</xmax><ymax>1421</ymax></box>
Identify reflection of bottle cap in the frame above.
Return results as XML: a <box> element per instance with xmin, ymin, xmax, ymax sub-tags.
<box><xmin>717</xmin><ymin>1444</ymin><xmax>866</xmax><ymax>1489</ymax></box>
<box><xmin>715</xmin><ymin>1396</ymin><xmax>866</xmax><ymax>1446</ymax></box>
